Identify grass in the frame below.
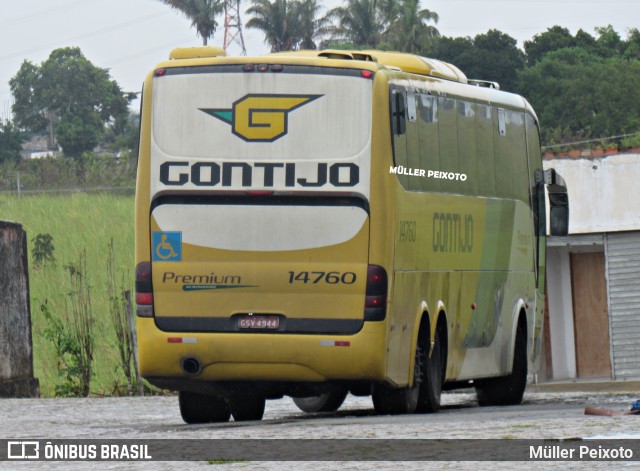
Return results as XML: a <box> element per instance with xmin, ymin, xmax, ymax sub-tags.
<box><xmin>0</xmin><ymin>191</ymin><xmax>134</xmax><ymax>397</ymax></box>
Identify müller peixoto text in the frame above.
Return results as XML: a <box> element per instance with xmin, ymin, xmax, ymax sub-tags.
<box><xmin>389</xmin><ymin>165</ymin><xmax>467</xmax><ymax>181</ymax></box>
<box><xmin>530</xmin><ymin>444</ymin><xmax>634</xmax><ymax>460</ymax></box>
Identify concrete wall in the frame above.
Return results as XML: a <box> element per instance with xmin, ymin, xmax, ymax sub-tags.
<box><xmin>544</xmin><ymin>153</ymin><xmax>640</xmax><ymax>234</ymax></box>
<box><xmin>546</xmin><ymin>245</ymin><xmax>577</xmax><ymax>380</ymax></box>
<box><xmin>0</xmin><ymin>220</ymin><xmax>39</xmax><ymax>397</ymax></box>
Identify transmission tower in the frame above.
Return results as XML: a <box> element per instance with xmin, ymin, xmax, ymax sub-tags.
<box><xmin>223</xmin><ymin>0</ymin><xmax>247</xmax><ymax>56</ymax></box>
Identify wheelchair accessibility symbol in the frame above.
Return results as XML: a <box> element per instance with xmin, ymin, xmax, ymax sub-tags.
<box><xmin>152</xmin><ymin>231</ymin><xmax>182</xmax><ymax>262</ymax></box>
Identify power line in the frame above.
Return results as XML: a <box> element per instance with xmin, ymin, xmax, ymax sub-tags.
<box><xmin>104</xmin><ymin>36</ymin><xmax>197</xmax><ymax>68</ymax></box>
<box><xmin>0</xmin><ymin>11</ymin><xmax>170</xmax><ymax>63</ymax></box>
<box><xmin>542</xmin><ymin>132</ymin><xmax>640</xmax><ymax>150</ymax></box>
<box><xmin>0</xmin><ymin>0</ymin><xmax>106</xmax><ymax>28</ymax></box>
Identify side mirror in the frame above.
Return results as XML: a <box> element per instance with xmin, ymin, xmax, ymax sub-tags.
<box><xmin>550</xmin><ymin>206</ymin><xmax>569</xmax><ymax>236</ymax></box>
<box><xmin>547</xmin><ymin>172</ymin><xmax>569</xmax><ymax>236</ymax></box>
<box><xmin>534</xmin><ymin>168</ymin><xmax>569</xmax><ymax>236</ymax></box>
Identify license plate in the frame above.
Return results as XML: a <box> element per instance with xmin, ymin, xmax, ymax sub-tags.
<box><xmin>238</xmin><ymin>316</ymin><xmax>280</xmax><ymax>330</ymax></box>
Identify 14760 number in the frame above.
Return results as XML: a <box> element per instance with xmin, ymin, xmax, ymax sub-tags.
<box><xmin>288</xmin><ymin>271</ymin><xmax>357</xmax><ymax>284</ymax></box>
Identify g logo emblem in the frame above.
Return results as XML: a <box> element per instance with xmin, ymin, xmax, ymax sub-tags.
<box><xmin>200</xmin><ymin>94</ymin><xmax>322</xmax><ymax>142</ymax></box>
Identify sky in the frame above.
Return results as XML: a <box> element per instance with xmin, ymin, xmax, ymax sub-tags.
<box><xmin>1</xmin><ymin>0</ymin><xmax>638</xmax><ymax>119</ymax></box>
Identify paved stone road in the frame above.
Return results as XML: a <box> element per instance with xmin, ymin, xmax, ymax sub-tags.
<box><xmin>2</xmin><ymin>389</ymin><xmax>638</xmax><ymax>470</ymax></box>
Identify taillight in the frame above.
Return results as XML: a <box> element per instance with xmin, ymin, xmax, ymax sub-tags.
<box><xmin>365</xmin><ymin>265</ymin><xmax>387</xmax><ymax>321</ymax></box>
<box><xmin>135</xmin><ymin>261</ymin><xmax>153</xmax><ymax>317</ymax></box>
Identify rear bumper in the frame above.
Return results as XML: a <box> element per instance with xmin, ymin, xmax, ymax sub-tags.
<box><xmin>137</xmin><ymin>317</ymin><xmax>387</xmax><ymax>385</ymax></box>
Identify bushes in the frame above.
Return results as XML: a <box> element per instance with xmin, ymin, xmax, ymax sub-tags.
<box><xmin>0</xmin><ymin>152</ymin><xmax>136</xmax><ymax>193</ymax></box>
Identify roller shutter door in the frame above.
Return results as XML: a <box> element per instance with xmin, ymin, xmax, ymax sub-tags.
<box><xmin>605</xmin><ymin>231</ymin><xmax>640</xmax><ymax>379</ymax></box>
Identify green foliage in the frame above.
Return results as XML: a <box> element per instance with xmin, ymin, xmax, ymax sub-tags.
<box><xmin>41</xmin><ymin>252</ymin><xmax>95</xmax><ymax>400</ymax></box>
<box><xmin>429</xmin><ymin>30</ymin><xmax>524</xmax><ymax>91</ymax></box>
<box><xmin>247</xmin><ymin>0</ymin><xmax>329</xmax><ymax>51</ymax></box>
<box><xmin>8</xmin><ymin>61</ymin><xmax>47</xmax><ymax>132</ymax></box>
<box><xmin>0</xmin><ymin>121</ymin><xmax>25</xmax><ymax>164</ymax></box>
<box><xmin>41</xmin><ymin>301</ymin><xmax>81</xmax><ymax>397</ymax></box>
<box><xmin>55</xmin><ymin>111</ymin><xmax>103</xmax><ymax>161</ymax></box>
<box><xmin>524</xmin><ymin>25</ymin><xmax>576</xmax><ymax>65</ymax></box>
<box><xmin>621</xmin><ymin>133</ymin><xmax>640</xmax><ymax>148</ymax></box>
<box><xmin>9</xmin><ymin>47</ymin><xmax>133</xmax><ymax>158</ymax></box>
<box><xmin>107</xmin><ymin>238</ymin><xmax>139</xmax><ymax>396</ymax></box>
<box><xmin>517</xmin><ymin>48</ymin><xmax>640</xmax><ymax>145</ymax></box>
<box><xmin>324</xmin><ymin>0</ymin><xmax>394</xmax><ymax>49</ymax></box>
<box><xmin>524</xmin><ymin>24</ymin><xmax>640</xmax><ymax>65</ymax></box>
<box><xmin>381</xmin><ymin>0</ymin><xmax>439</xmax><ymax>53</ymax></box>
<box><xmin>0</xmin><ymin>153</ymin><xmax>136</xmax><ymax>192</ymax></box>
<box><xmin>158</xmin><ymin>0</ymin><xmax>223</xmax><ymax>45</ymax></box>
<box><xmin>31</xmin><ymin>233</ymin><xmax>56</xmax><ymax>268</ymax></box>
<box><xmin>104</xmin><ymin>111</ymin><xmax>140</xmax><ymax>157</ymax></box>
<box><xmin>1</xmin><ymin>193</ymin><xmax>134</xmax><ymax>397</ymax></box>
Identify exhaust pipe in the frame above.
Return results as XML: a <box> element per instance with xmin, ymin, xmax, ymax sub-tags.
<box><xmin>181</xmin><ymin>357</ymin><xmax>202</xmax><ymax>376</ymax></box>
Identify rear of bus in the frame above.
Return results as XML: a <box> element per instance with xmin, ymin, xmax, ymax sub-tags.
<box><xmin>135</xmin><ymin>49</ymin><xmax>388</xmax><ymax>404</ymax></box>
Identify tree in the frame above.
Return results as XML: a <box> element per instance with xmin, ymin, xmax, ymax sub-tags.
<box><xmin>246</xmin><ymin>0</ymin><xmax>328</xmax><ymax>52</ymax></box>
<box><xmin>524</xmin><ymin>26</ymin><xmax>576</xmax><ymax>65</ymax></box>
<box><xmin>55</xmin><ymin>111</ymin><xmax>103</xmax><ymax>160</ymax></box>
<box><xmin>10</xmin><ymin>47</ymin><xmax>133</xmax><ymax>159</ymax></box>
<box><xmin>157</xmin><ymin>0</ymin><xmax>224</xmax><ymax>45</ymax></box>
<box><xmin>0</xmin><ymin>121</ymin><xmax>25</xmax><ymax>164</ymax></box>
<box><xmin>470</xmin><ymin>30</ymin><xmax>525</xmax><ymax>91</ymax></box>
<box><xmin>594</xmin><ymin>25</ymin><xmax>624</xmax><ymax>58</ymax></box>
<box><xmin>383</xmin><ymin>0</ymin><xmax>439</xmax><ymax>53</ymax></box>
<box><xmin>8</xmin><ymin>61</ymin><xmax>47</xmax><ymax>133</ymax></box>
<box><xmin>107</xmin><ymin>111</ymin><xmax>141</xmax><ymax>157</ymax></box>
<box><xmin>246</xmin><ymin>0</ymin><xmax>297</xmax><ymax>51</ymax></box>
<box><xmin>430</xmin><ymin>30</ymin><xmax>524</xmax><ymax>92</ymax></box>
<box><xmin>325</xmin><ymin>0</ymin><xmax>394</xmax><ymax>49</ymax></box>
<box><xmin>623</xmin><ymin>28</ymin><xmax>640</xmax><ymax>61</ymax></box>
<box><xmin>295</xmin><ymin>0</ymin><xmax>330</xmax><ymax>50</ymax></box>
<box><xmin>517</xmin><ymin>48</ymin><xmax>640</xmax><ymax>145</ymax></box>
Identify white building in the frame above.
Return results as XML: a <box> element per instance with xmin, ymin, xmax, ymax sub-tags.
<box><xmin>543</xmin><ymin>150</ymin><xmax>640</xmax><ymax>382</ymax></box>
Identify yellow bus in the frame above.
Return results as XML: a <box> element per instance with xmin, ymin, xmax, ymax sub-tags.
<box><xmin>135</xmin><ymin>47</ymin><xmax>569</xmax><ymax>423</ymax></box>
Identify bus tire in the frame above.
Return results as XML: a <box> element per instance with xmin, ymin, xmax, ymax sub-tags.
<box><xmin>372</xmin><ymin>343</ymin><xmax>422</xmax><ymax>415</ymax></box>
<box><xmin>293</xmin><ymin>389</ymin><xmax>348</xmax><ymax>413</ymax></box>
<box><xmin>417</xmin><ymin>325</ymin><xmax>445</xmax><ymax>413</ymax></box>
<box><xmin>179</xmin><ymin>391</ymin><xmax>231</xmax><ymax>424</ymax></box>
<box><xmin>230</xmin><ymin>395</ymin><xmax>266</xmax><ymax>421</ymax></box>
<box><xmin>475</xmin><ymin>319</ymin><xmax>527</xmax><ymax>406</ymax></box>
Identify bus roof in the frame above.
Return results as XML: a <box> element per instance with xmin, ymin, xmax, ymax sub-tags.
<box><xmin>159</xmin><ymin>46</ymin><xmax>535</xmax><ymax>118</ymax></box>
<box><xmin>166</xmin><ymin>47</ymin><xmax>468</xmax><ymax>84</ymax></box>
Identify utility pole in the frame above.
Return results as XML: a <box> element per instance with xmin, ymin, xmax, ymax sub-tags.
<box><xmin>223</xmin><ymin>0</ymin><xmax>247</xmax><ymax>56</ymax></box>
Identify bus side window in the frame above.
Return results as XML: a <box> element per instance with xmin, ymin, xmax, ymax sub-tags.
<box><xmin>406</xmin><ymin>92</ymin><xmax>417</xmax><ymax>122</ymax></box>
<box><xmin>438</xmin><ymin>97</ymin><xmax>459</xmax><ymax>174</ymax></box>
<box><xmin>419</xmin><ymin>94</ymin><xmax>439</xmax><ymax>192</ymax></box>
<box><xmin>476</xmin><ymin>104</ymin><xmax>496</xmax><ymax>196</ymax></box>
<box><xmin>390</xmin><ymin>88</ymin><xmax>409</xmax><ymax>188</ymax></box>
<box><xmin>391</xmin><ymin>89</ymin><xmax>407</xmax><ymax>136</ymax></box>
<box><xmin>405</xmin><ymin>92</ymin><xmax>420</xmax><ymax>191</ymax></box>
<box><xmin>493</xmin><ymin>107</ymin><xmax>514</xmax><ymax>198</ymax></box>
<box><xmin>458</xmin><ymin>100</ymin><xmax>477</xmax><ymax>195</ymax></box>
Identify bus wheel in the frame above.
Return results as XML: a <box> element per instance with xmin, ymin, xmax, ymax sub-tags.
<box><xmin>475</xmin><ymin>320</ymin><xmax>527</xmax><ymax>406</ymax></box>
<box><xmin>229</xmin><ymin>395</ymin><xmax>266</xmax><ymax>421</ymax></box>
<box><xmin>372</xmin><ymin>344</ymin><xmax>422</xmax><ymax>415</ymax></box>
<box><xmin>179</xmin><ymin>391</ymin><xmax>231</xmax><ymax>424</ymax></box>
<box><xmin>417</xmin><ymin>325</ymin><xmax>444</xmax><ymax>413</ymax></box>
<box><xmin>292</xmin><ymin>389</ymin><xmax>348</xmax><ymax>413</ymax></box>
